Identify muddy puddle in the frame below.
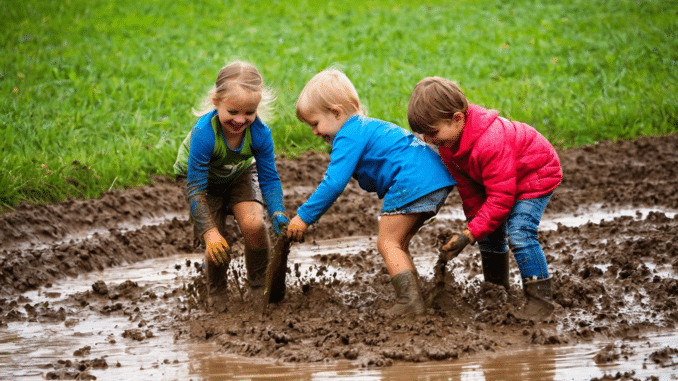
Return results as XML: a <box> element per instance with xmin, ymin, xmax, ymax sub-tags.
<box><xmin>2</xmin><ymin>134</ymin><xmax>678</xmax><ymax>380</ymax></box>
<box><xmin>2</xmin><ymin>207</ymin><xmax>678</xmax><ymax>380</ymax></box>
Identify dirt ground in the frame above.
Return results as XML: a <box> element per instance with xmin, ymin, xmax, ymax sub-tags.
<box><xmin>1</xmin><ymin>133</ymin><xmax>678</xmax><ymax>380</ymax></box>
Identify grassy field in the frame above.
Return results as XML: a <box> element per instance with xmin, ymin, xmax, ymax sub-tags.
<box><xmin>2</xmin><ymin>0</ymin><xmax>677</xmax><ymax>211</ymax></box>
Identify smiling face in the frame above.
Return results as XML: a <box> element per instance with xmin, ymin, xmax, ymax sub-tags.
<box><xmin>302</xmin><ymin>108</ymin><xmax>348</xmax><ymax>146</ymax></box>
<box><xmin>213</xmin><ymin>86</ymin><xmax>262</xmax><ymax>137</ymax></box>
<box><xmin>419</xmin><ymin>112</ymin><xmax>466</xmax><ymax>148</ymax></box>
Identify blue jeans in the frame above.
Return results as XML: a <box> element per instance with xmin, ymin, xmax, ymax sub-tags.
<box><xmin>477</xmin><ymin>192</ymin><xmax>553</xmax><ymax>281</ymax></box>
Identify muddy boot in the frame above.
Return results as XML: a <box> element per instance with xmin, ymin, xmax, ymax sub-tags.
<box><xmin>206</xmin><ymin>256</ymin><xmax>230</xmax><ymax>313</ymax></box>
<box><xmin>519</xmin><ymin>277</ymin><xmax>556</xmax><ymax>321</ymax></box>
<box><xmin>384</xmin><ymin>270</ymin><xmax>425</xmax><ymax>318</ymax></box>
<box><xmin>481</xmin><ymin>251</ymin><xmax>510</xmax><ymax>290</ymax></box>
<box><xmin>244</xmin><ymin>247</ymin><xmax>269</xmax><ymax>309</ymax></box>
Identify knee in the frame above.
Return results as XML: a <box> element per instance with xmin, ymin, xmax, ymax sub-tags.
<box><xmin>238</xmin><ymin>213</ymin><xmax>267</xmax><ymax>237</ymax></box>
<box><xmin>377</xmin><ymin>236</ymin><xmax>402</xmax><ymax>255</ymax></box>
<box><xmin>507</xmin><ymin>225</ymin><xmax>538</xmax><ymax>248</ymax></box>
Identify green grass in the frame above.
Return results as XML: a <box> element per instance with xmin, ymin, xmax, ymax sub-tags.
<box><xmin>2</xmin><ymin>0</ymin><xmax>677</xmax><ymax>211</ymax></box>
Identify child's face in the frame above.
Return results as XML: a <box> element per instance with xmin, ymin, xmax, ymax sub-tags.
<box><xmin>303</xmin><ymin>108</ymin><xmax>346</xmax><ymax>146</ymax></box>
<box><xmin>213</xmin><ymin>87</ymin><xmax>261</xmax><ymax>136</ymax></box>
<box><xmin>420</xmin><ymin>112</ymin><xmax>465</xmax><ymax>147</ymax></box>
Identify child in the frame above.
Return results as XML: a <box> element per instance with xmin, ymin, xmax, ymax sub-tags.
<box><xmin>174</xmin><ymin>61</ymin><xmax>289</xmax><ymax>313</ymax></box>
<box><xmin>407</xmin><ymin>76</ymin><xmax>563</xmax><ymax>320</ymax></box>
<box><xmin>286</xmin><ymin>69</ymin><xmax>457</xmax><ymax>318</ymax></box>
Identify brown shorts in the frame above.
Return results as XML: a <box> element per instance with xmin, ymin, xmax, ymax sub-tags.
<box><xmin>192</xmin><ymin>164</ymin><xmax>264</xmax><ymax>246</ymax></box>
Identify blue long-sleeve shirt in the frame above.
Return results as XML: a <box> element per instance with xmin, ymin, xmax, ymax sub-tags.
<box><xmin>174</xmin><ymin>110</ymin><xmax>285</xmax><ymax>235</ymax></box>
<box><xmin>297</xmin><ymin>115</ymin><xmax>457</xmax><ymax>224</ymax></box>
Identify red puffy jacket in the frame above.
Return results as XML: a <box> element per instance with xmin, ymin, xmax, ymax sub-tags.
<box><xmin>438</xmin><ymin>104</ymin><xmax>562</xmax><ymax>241</ymax></box>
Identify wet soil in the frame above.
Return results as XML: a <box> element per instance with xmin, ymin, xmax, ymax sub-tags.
<box><xmin>2</xmin><ymin>134</ymin><xmax>678</xmax><ymax>379</ymax></box>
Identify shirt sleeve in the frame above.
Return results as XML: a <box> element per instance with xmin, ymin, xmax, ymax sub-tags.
<box><xmin>185</xmin><ymin>117</ymin><xmax>217</xmax><ymax>236</ymax></box>
<box><xmin>296</xmin><ymin>135</ymin><xmax>363</xmax><ymax>225</ymax></box>
<box><xmin>250</xmin><ymin>118</ymin><xmax>286</xmax><ymax>217</ymax></box>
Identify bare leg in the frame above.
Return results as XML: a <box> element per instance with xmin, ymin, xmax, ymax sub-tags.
<box><xmin>231</xmin><ymin>201</ymin><xmax>270</xmax><ymax>251</ymax></box>
<box><xmin>232</xmin><ymin>202</ymin><xmax>271</xmax><ymax>297</ymax></box>
<box><xmin>377</xmin><ymin>214</ymin><xmax>427</xmax><ymax>277</ymax></box>
<box><xmin>377</xmin><ymin>213</ymin><xmax>428</xmax><ymax>318</ymax></box>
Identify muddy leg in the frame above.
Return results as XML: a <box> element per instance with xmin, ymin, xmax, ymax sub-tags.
<box><xmin>400</xmin><ymin>218</ymin><xmax>426</xmax><ymax>278</ymax></box>
<box><xmin>245</xmin><ymin>247</ymin><xmax>268</xmax><ymax>288</ymax></box>
<box><xmin>232</xmin><ymin>201</ymin><xmax>271</xmax><ymax>309</ymax></box>
<box><xmin>378</xmin><ymin>214</ymin><xmax>428</xmax><ymax>318</ymax></box>
<box><xmin>244</xmin><ymin>246</ymin><xmax>269</xmax><ymax>309</ymax></box>
<box><xmin>196</xmin><ymin>196</ymin><xmax>231</xmax><ymax>313</ymax></box>
<box><xmin>205</xmin><ymin>256</ymin><xmax>230</xmax><ymax>313</ymax></box>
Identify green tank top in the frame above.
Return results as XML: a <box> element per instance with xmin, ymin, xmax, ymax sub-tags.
<box><xmin>174</xmin><ymin>114</ymin><xmax>254</xmax><ymax>184</ymax></box>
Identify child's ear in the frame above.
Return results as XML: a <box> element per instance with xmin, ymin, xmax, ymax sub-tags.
<box><xmin>212</xmin><ymin>96</ymin><xmax>219</xmax><ymax>107</ymax></box>
<box><xmin>329</xmin><ymin>105</ymin><xmax>344</xmax><ymax>119</ymax></box>
<box><xmin>453</xmin><ymin>111</ymin><xmax>465</xmax><ymax>123</ymax></box>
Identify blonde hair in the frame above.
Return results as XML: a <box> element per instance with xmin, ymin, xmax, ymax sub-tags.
<box><xmin>295</xmin><ymin>68</ymin><xmax>366</xmax><ymax>123</ymax></box>
<box><xmin>407</xmin><ymin>76</ymin><xmax>468</xmax><ymax>134</ymax></box>
<box><xmin>193</xmin><ymin>60</ymin><xmax>275</xmax><ymax>121</ymax></box>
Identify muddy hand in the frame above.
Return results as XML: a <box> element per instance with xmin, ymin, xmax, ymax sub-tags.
<box><xmin>271</xmin><ymin>212</ymin><xmax>290</xmax><ymax>237</ymax></box>
<box><xmin>204</xmin><ymin>227</ymin><xmax>231</xmax><ymax>266</ymax></box>
<box><xmin>287</xmin><ymin>215</ymin><xmax>308</xmax><ymax>243</ymax></box>
<box><xmin>440</xmin><ymin>230</ymin><xmax>474</xmax><ymax>261</ymax></box>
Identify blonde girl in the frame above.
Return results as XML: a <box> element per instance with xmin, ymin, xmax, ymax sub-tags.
<box><xmin>174</xmin><ymin>61</ymin><xmax>289</xmax><ymax>312</ymax></box>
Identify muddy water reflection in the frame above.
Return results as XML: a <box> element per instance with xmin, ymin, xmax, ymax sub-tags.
<box><xmin>187</xmin><ymin>333</ymin><xmax>678</xmax><ymax>380</ymax></box>
<box><xmin>438</xmin><ymin>205</ymin><xmax>678</xmax><ymax>232</ymax></box>
<box><xmin>0</xmin><ymin>255</ymin><xmax>200</xmax><ymax>380</ymax></box>
<box><xmin>1</xmin><ymin>207</ymin><xmax>677</xmax><ymax>380</ymax></box>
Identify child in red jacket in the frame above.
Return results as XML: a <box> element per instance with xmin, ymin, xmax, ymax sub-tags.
<box><xmin>407</xmin><ymin>76</ymin><xmax>562</xmax><ymax>320</ymax></box>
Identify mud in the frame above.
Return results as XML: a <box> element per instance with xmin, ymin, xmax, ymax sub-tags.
<box><xmin>2</xmin><ymin>134</ymin><xmax>678</xmax><ymax>379</ymax></box>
